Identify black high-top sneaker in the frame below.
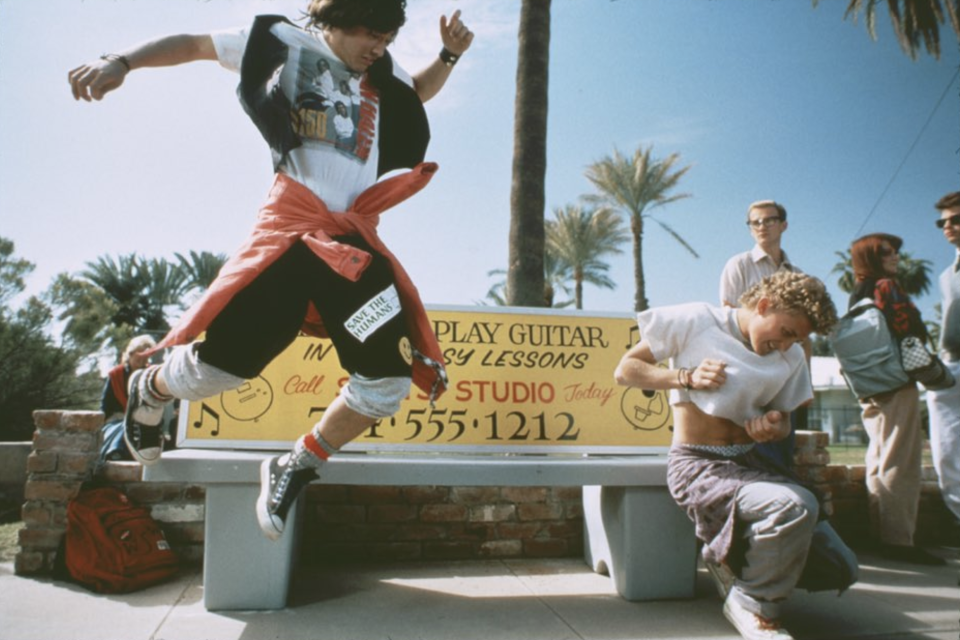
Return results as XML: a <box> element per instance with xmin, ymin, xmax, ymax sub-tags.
<box><xmin>122</xmin><ymin>368</ymin><xmax>168</xmax><ymax>465</ymax></box>
<box><xmin>256</xmin><ymin>453</ymin><xmax>319</xmax><ymax>540</ymax></box>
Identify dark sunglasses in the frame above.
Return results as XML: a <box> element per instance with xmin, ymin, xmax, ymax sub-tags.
<box><xmin>936</xmin><ymin>214</ymin><xmax>960</xmax><ymax>229</ymax></box>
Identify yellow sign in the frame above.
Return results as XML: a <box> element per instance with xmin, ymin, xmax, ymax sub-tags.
<box><xmin>178</xmin><ymin>306</ymin><xmax>673</xmax><ymax>452</ymax></box>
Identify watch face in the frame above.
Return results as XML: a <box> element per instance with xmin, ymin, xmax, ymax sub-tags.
<box><xmin>441</xmin><ymin>49</ymin><xmax>458</xmax><ymax>66</ymax></box>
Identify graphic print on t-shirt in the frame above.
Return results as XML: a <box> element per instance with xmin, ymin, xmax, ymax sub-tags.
<box><xmin>290</xmin><ymin>50</ymin><xmax>378</xmax><ymax>161</ymax></box>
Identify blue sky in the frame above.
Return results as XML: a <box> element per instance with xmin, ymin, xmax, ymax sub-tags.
<box><xmin>1</xmin><ymin>0</ymin><xmax>958</xmax><ymax>327</ymax></box>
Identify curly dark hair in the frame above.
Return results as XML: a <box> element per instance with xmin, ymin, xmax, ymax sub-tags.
<box><xmin>305</xmin><ymin>0</ymin><xmax>407</xmax><ymax>33</ymax></box>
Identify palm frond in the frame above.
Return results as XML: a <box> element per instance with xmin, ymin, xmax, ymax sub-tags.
<box><xmin>650</xmin><ymin>218</ymin><xmax>700</xmax><ymax>258</ymax></box>
<box><xmin>825</xmin><ymin>0</ymin><xmax>960</xmax><ymax>59</ymax></box>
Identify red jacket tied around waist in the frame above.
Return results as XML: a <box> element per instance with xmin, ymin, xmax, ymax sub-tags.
<box><xmin>153</xmin><ymin>163</ymin><xmax>446</xmax><ymax>400</ymax></box>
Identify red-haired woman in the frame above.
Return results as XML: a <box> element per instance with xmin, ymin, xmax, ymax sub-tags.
<box><xmin>849</xmin><ymin>233</ymin><xmax>944</xmax><ymax>565</ymax></box>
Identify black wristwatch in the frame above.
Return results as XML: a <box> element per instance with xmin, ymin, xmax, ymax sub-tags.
<box><xmin>439</xmin><ymin>47</ymin><xmax>460</xmax><ymax>67</ymax></box>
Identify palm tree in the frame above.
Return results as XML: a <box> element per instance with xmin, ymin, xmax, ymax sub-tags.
<box><xmin>831</xmin><ymin>250</ymin><xmax>858</xmax><ymax>293</ymax></box>
<box><xmin>80</xmin><ymin>253</ymin><xmax>189</xmax><ymax>338</ymax></box>
<box><xmin>507</xmin><ymin>0</ymin><xmax>551</xmax><ymax>307</ymax></box>
<box><xmin>175</xmin><ymin>250</ymin><xmax>228</xmax><ymax>292</ymax></box>
<box><xmin>896</xmin><ymin>251</ymin><xmax>935</xmax><ymax>294</ymax></box>
<box><xmin>483</xmin><ymin>269</ymin><xmax>509</xmax><ymax>307</ymax></box>
<box><xmin>141</xmin><ymin>257</ymin><xmax>189</xmax><ymax>333</ymax></box>
<box><xmin>546</xmin><ymin>204</ymin><xmax>628</xmax><ymax>309</ymax></box>
<box><xmin>830</xmin><ymin>248</ymin><xmax>933</xmax><ymax>295</ymax></box>
<box><xmin>80</xmin><ymin>254</ymin><xmax>152</xmax><ymax>332</ymax></box>
<box><xmin>814</xmin><ymin>0</ymin><xmax>960</xmax><ymax>60</ymax></box>
<box><xmin>483</xmin><ymin>249</ymin><xmax>573</xmax><ymax>308</ymax></box>
<box><xmin>48</xmin><ymin>273</ymin><xmax>122</xmax><ymax>356</ymax></box>
<box><xmin>55</xmin><ymin>250</ymin><xmax>224</xmax><ymax>361</ymax></box>
<box><xmin>584</xmin><ymin>145</ymin><xmax>695</xmax><ymax>312</ymax></box>
<box><xmin>541</xmin><ymin>249</ymin><xmax>574</xmax><ymax>308</ymax></box>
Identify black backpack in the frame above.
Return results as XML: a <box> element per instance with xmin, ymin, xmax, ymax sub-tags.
<box><xmin>796</xmin><ymin>521</ymin><xmax>859</xmax><ymax>594</ymax></box>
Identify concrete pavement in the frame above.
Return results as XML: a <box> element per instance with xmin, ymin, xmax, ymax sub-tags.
<box><xmin>1</xmin><ymin>547</ymin><xmax>958</xmax><ymax>640</ymax></box>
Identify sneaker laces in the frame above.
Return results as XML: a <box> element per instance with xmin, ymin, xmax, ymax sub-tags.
<box><xmin>271</xmin><ymin>455</ymin><xmax>296</xmax><ymax>507</ymax></box>
<box><xmin>270</xmin><ymin>455</ymin><xmax>316</xmax><ymax>511</ymax></box>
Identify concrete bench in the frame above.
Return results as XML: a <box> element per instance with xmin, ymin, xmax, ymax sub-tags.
<box><xmin>144</xmin><ymin>307</ymin><xmax>694</xmax><ymax>610</ymax></box>
<box><xmin>144</xmin><ymin>448</ymin><xmax>697</xmax><ymax>610</ymax></box>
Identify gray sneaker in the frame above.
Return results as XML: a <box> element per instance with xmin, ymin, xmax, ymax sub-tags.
<box><xmin>256</xmin><ymin>453</ymin><xmax>318</xmax><ymax>541</ymax></box>
<box><xmin>723</xmin><ymin>595</ymin><xmax>793</xmax><ymax>640</ymax></box>
<box><xmin>122</xmin><ymin>368</ymin><xmax>166</xmax><ymax>466</ymax></box>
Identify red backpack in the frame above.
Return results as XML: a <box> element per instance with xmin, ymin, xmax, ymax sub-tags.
<box><xmin>64</xmin><ymin>486</ymin><xmax>179</xmax><ymax>593</ymax></box>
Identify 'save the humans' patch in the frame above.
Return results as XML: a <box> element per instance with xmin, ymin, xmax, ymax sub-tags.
<box><xmin>345</xmin><ymin>285</ymin><xmax>401</xmax><ymax>343</ymax></box>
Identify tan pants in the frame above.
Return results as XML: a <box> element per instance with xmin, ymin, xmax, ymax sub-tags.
<box><xmin>860</xmin><ymin>384</ymin><xmax>922</xmax><ymax>546</ymax></box>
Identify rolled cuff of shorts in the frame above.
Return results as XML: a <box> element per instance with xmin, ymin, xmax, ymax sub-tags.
<box><xmin>161</xmin><ymin>344</ymin><xmax>247</xmax><ymax>401</ymax></box>
<box><xmin>728</xmin><ymin>585</ymin><xmax>782</xmax><ymax>621</ymax></box>
<box><xmin>341</xmin><ymin>374</ymin><xmax>411</xmax><ymax>419</ymax></box>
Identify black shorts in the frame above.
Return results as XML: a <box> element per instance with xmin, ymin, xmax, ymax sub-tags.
<box><xmin>197</xmin><ymin>237</ymin><xmax>412</xmax><ymax>381</ymax></box>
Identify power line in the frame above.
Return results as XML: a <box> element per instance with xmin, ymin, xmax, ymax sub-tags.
<box><xmin>853</xmin><ymin>65</ymin><xmax>960</xmax><ymax>239</ymax></box>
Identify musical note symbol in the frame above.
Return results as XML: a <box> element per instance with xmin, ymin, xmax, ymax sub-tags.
<box><xmin>193</xmin><ymin>403</ymin><xmax>221</xmax><ymax>437</ymax></box>
<box><xmin>625</xmin><ymin>325</ymin><xmax>640</xmax><ymax>350</ymax></box>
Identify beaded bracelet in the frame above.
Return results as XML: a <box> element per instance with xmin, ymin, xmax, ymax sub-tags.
<box><xmin>100</xmin><ymin>53</ymin><xmax>131</xmax><ymax>72</ymax></box>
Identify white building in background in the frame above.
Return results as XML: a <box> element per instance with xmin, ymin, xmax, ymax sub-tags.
<box><xmin>809</xmin><ymin>356</ymin><xmax>865</xmax><ymax>445</ymax></box>
<box><xmin>808</xmin><ymin>356</ymin><xmax>932</xmax><ymax>445</ymax></box>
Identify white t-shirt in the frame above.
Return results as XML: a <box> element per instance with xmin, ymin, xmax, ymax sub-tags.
<box><xmin>637</xmin><ymin>302</ymin><xmax>812</xmax><ymax>425</ymax></box>
<box><xmin>718</xmin><ymin>245</ymin><xmax>801</xmax><ymax>307</ymax></box>
<box><xmin>939</xmin><ymin>252</ymin><xmax>960</xmax><ymax>359</ymax></box>
<box><xmin>211</xmin><ymin>22</ymin><xmax>415</xmax><ymax>211</ymax></box>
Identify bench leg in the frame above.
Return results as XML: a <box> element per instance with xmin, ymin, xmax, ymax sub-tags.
<box><xmin>583</xmin><ymin>486</ymin><xmax>610</xmax><ymax>575</ymax></box>
<box><xmin>202</xmin><ymin>484</ymin><xmax>299</xmax><ymax>610</ymax></box>
<box><xmin>583</xmin><ymin>485</ymin><xmax>697</xmax><ymax>601</ymax></box>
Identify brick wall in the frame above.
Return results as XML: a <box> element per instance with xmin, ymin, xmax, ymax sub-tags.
<box><xmin>814</xmin><ymin>457</ymin><xmax>953</xmax><ymax>547</ymax></box>
<box><xmin>15</xmin><ymin>411</ymin><xmax>584</xmax><ymax>574</ymax></box>
<box><xmin>793</xmin><ymin>429</ymin><xmax>954</xmax><ymax>547</ymax></box>
<box><xmin>14</xmin><ymin>411</ymin><xmax>956</xmax><ymax>577</ymax></box>
<box><xmin>16</xmin><ymin>411</ymin><xmax>100</xmax><ymax>574</ymax></box>
<box><xmin>15</xmin><ymin>411</ymin><xmax>205</xmax><ymax>575</ymax></box>
<box><xmin>300</xmin><ymin>484</ymin><xmax>583</xmax><ymax>564</ymax></box>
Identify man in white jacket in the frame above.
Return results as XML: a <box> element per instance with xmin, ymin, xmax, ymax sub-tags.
<box><xmin>928</xmin><ymin>190</ymin><xmax>960</xmax><ymax>536</ymax></box>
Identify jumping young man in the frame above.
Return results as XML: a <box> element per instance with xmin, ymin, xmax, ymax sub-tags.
<box><xmin>69</xmin><ymin>0</ymin><xmax>473</xmax><ymax>540</ymax></box>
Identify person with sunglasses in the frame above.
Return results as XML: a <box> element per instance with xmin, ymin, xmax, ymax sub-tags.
<box><xmin>848</xmin><ymin>233</ymin><xmax>945</xmax><ymax>565</ymax></box>
<box><xmin>720</xmin><ymin>201</ymin><xmax>799</xmax><ymax>308</ymax></box>
<box><xmin>719</xmin><ymin>201</ymin><xmax>807</xmax><ymax>470</ymax></box>
<box><xmin>926</xmin><ymin>191</ymin><xmax>960</xmax><ymax>539</ymax></box>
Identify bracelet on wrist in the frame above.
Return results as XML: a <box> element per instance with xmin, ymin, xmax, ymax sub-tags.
<box><xmin>439</xmin><ymin>47</ymin><xmax>460</xmax><ymax>67</ymax></box>
<box><xmin>677</xmin><ymin>367</ymin><xmax>693</xmax><ymax>391</ymax></box>
<box><xmin>100</xmin><ymin>53</ymin><xmax>131</xmax><ymax>72</ymax></box>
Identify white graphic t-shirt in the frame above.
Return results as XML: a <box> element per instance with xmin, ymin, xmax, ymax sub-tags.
<box><xmin>211</xmin><ymin>22</ymin><xmax>415</xmax><ymax>211</ymax></box>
